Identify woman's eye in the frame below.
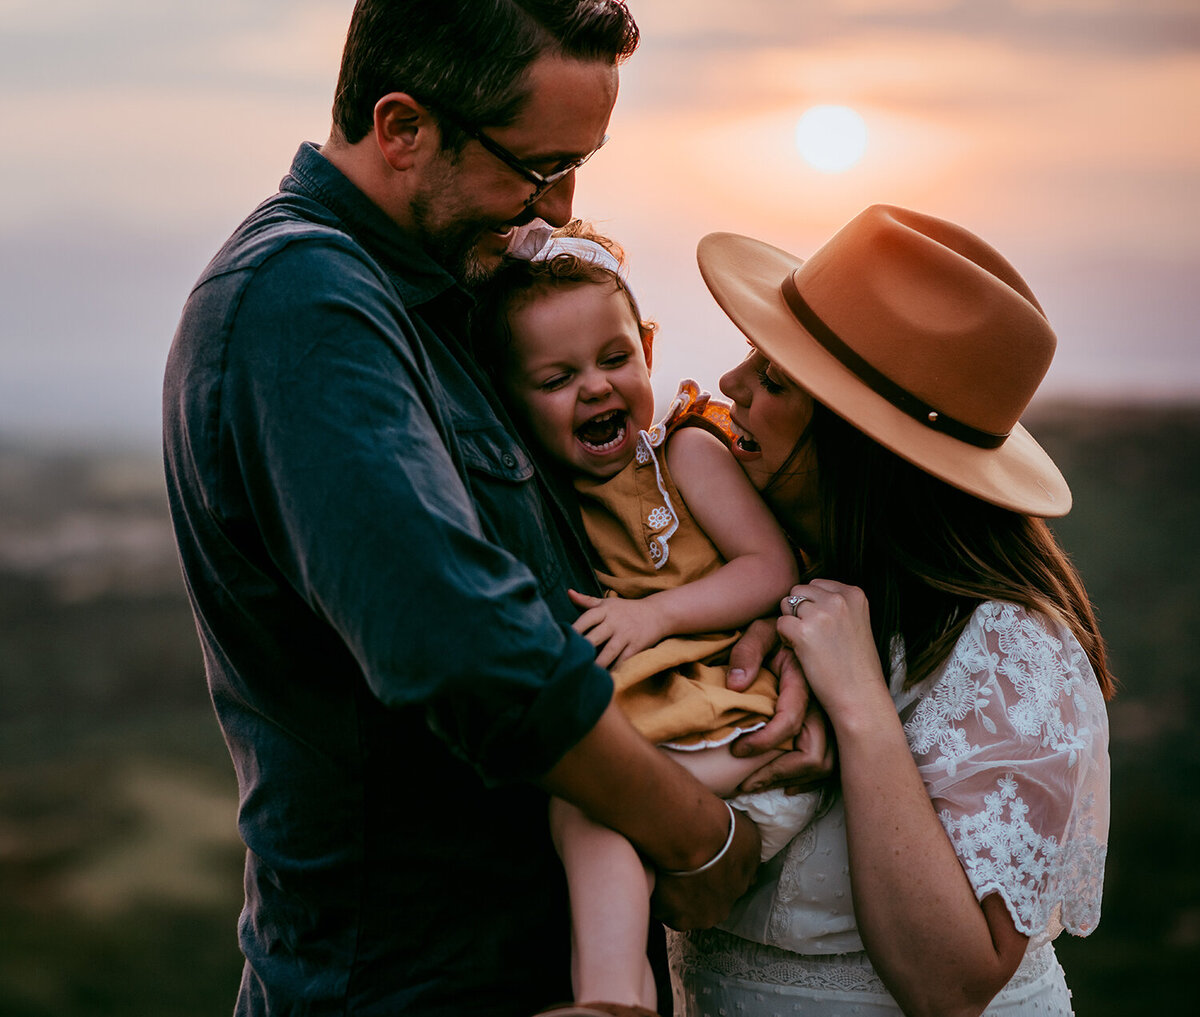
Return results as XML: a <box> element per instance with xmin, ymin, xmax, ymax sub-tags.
<box><xmin>756</xmin><ymin>366</ymin><xmax>785</xmax><ymax>394</ymax></box>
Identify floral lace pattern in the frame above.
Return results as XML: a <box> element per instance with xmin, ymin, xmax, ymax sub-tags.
<box><xmin>669</xmin><ymin>927</ymin><xmax>888</xmax><ymax>993</ymax></box>
<box><xmin>670</xmin><ymin>603</ymin><xmax>1107</xmax><ymax>1014</ymax></box>
<box><xmin>766</xmin><ymin>821</ymin><xmax>820</xmax><ymax>944</ymax></box>
<box><xmin>669</xmin><ymin>928</ymin><xmax>1059</xmax><ymax>995</ymax></box>
<box><xmin>902</xmin><ymin>602</ymin><xmax>1110</xmax><ymax>937</ymax></box>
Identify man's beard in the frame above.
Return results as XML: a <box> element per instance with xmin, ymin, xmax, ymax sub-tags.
<box><xmin>457</xmin><ymin>242</ymin><xmax>500</xmax><ymax>290</ymax></box>
<box><xmin>410</xmin><ymin>199</ymin><xmax>495</xmax><ymax>287</ymax></box>
<box><xmin>408</xmin><ymin>163</ymin><xmax>518</xmax><ymax>289</ymax></box>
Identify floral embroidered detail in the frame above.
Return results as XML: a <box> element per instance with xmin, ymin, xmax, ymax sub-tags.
<box><xmin>638</xmin><ymin>441</ymin><xmax>678</xmax><ymax>569</ymax></box>
<box><xmin>901</xmin><ymin>602</ymin><xmax>1110</xmax><ymax>938</ymax></box>
<box><xmin>647</xmin><ymin>505</ymin><xmax>673</xmax><ymax>530</ymax></box>
<box><xmin>635</xmin><ymin>395</ymin><xmax>690</xmax><ymax>570</ymax></box>
<box><xmin>669</xmin><ymin>930</ymin><xmax>1060</xmax><ymax>997</ymax></box>
<box><xmin>669</xmin><ymin>927</ymin><xmax>889</xmax><ymax>993</ymax></box>
<box><xmin>766</xmin><ymin>821</ymin><xmax>820</xmax><ymax>945</ymax></box>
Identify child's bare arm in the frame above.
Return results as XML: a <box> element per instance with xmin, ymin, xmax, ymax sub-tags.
<box><xmin>570</xmin><ymin>427</ymin><xmax>798</xmax><ymax>666</ymax></box>
<box><xmin>657</xmin><ymin>425</ymin><xmax>799</xmax><ymax>628</ymax></box>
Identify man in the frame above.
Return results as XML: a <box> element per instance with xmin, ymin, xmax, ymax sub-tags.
<box><xmin>162</xmin><ymin>3</ymin><xmax>773</xmax><ymax>1014</ymax></box>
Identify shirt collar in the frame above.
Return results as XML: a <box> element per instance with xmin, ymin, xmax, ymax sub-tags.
<box><xmin>282</xmin><ymin>141</ymin><xmax>460</xmax><ymax>308</ymax></box>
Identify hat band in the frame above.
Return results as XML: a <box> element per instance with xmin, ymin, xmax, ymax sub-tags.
<box><xmin>780</xmin><ymin>275</ymin><xmax>1009</xmax><ymax>450</ymax></box>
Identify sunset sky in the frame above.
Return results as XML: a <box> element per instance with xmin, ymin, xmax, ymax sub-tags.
<box><xmin>2</xmin><ymin>0</ymin><xmax>1197</xmax><ymax>446</ymax></box>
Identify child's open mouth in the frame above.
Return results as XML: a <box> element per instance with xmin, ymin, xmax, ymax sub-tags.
<box><xmin>576</xmin><ymin>409</ymin><xmax>628</xmax><ymax>453</ymax></box>
<box><xmin>734</xmin><ymin>434</ymin><xmax>761</xmax><ymax>453</ymax></box>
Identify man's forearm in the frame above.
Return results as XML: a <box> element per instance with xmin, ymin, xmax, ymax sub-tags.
<box><xmin>541</xmin><ymin>701</ymin><xmax>761</xmax><ymax>929</ymax></box>
<box><xmin>539</xmin><ymin>702</ymin><xmax>732</xmax><ymax>871</ymax></box>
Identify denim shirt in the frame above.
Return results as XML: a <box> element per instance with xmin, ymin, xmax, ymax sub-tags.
<box><xmin>163</xmin><ymin>143</ymin><xmax>612</xmax><ymax>1016</ymax></box>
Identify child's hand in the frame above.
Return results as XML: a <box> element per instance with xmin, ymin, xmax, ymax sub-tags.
<box><xmin>568</xmin><ymin>589</ymin><xmax>668</xmax><ymax>669</ymax></box>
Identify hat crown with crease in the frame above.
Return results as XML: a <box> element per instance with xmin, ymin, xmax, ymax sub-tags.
<box><xmin>698</xmin><ymin>204</ymin><xmax>1072</xmax><ymax>516</ymax></box>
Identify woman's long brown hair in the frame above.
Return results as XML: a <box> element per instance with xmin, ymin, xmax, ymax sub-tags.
<box><xmin>803</xmin><ymin>405</ymin><xmax>1115</xmax><ymax>698</ymax></box>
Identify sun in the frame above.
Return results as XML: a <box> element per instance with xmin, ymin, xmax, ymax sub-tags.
<box><xmin>795</xmin><ymin>105</ymin><xmax>869</xmax><ymax>173</ymax></box>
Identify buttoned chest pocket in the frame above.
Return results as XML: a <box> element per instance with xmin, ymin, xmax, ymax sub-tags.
<box><xmin>455</xmin><ymin>423</ymin><xmax>565</xmax><ymax>598</ymax></box>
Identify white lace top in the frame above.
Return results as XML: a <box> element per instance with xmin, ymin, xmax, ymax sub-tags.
<box><xmin>717</xmin><ymin>600</ymin><xmax>1110</xmax><ymax>954</ymax></box>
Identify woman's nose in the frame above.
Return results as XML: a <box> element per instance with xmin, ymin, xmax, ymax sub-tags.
<box><xmin>719</xmin><ymin>362</ymin><xmax>750</xmax><ymax>405</ymax></box>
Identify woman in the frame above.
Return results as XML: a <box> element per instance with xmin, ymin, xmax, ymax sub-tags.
<box><xmin>668</xmin><ymin>205</ymin><xmax>1113</xmax><ymax>1016</ymax></box>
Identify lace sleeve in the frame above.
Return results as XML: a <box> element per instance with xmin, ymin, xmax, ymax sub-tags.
<box><xmin>901</xmin><ymin>602</ymin><xmax>1110</xmax><ymax>939</ymax></box>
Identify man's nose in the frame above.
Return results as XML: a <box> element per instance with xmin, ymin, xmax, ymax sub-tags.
<box><xmin>528</xmin><ymin>172</ymin><xmax>576</xmax><ymax>227</ymax></box>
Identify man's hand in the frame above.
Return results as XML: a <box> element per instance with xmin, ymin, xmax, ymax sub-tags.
<box><xmin>568</xmin><ymin>589</ymin><xmax>667</xmax><ymax>668</ymax></box>
<box><xmin>737</xmin><ymin>701</ymin><xmax>836</xmax><ymax>794</ymax></box>
<box><xmin>650</xmin><ymin>807</ymin><xmax>760</xmax><ymax>931</ymax></box>
<box><xmin>725</xmin><ymin>618</ymin><xmax>837</xmax><ymax>793</ymax></box>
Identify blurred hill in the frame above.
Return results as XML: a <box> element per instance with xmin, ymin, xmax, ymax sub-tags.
<box><xmin>1</xmin><ymin>403</ymin><xmax>1198</xmax><ymax>1015</ymax></box>
<box><xmin>0</xmin><ymin>443</ymin><xmax>241</xmax><ymax>1016</ymax></box>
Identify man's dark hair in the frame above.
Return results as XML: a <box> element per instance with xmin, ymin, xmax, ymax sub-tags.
<box><xmin>332</xmin><ymin>0</ymin><xmax>639</xmax><ymax>148</ymax></box>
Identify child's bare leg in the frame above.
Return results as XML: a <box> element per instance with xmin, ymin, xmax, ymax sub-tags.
<box><xmin>669</xmin><ymin>743</ymin><xmax>825</xmax><ymax>862</ymax></box>
<box><xmin>549</xmin><ymin>796</ymin><xmax>657</xmax><ymax>1008</ymax></box>
<box><xmin>665</xmin><ymin>743</ymin><xmax>784</xmax><ymax>796</ymax></box>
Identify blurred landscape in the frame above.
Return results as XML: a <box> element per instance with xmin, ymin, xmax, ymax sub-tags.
<box><xmin>1</xmin><ymin>402</ymin><xmax>1197</xmax><ymax>1015</ymax></box>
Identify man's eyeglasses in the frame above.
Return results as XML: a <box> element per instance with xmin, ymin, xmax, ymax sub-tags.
<box><xmin>435</xmin><ymin>107</ymin><xmax>608</xmax><ymax>208</ymax></box>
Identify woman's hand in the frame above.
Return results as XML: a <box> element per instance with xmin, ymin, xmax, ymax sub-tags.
<box><xmin>568</xmin><ymin>589</ymin><xmax>667</xmax><ymax>668</ymax></box>
<box><xmin>775</xmin><ymin>580</ymin><xmax>890</xmax><ymax>725</ymax></box>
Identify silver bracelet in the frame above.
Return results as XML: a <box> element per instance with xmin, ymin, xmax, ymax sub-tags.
<box><xmin>661</xmin><ymin>800</ymin><xmax>737</xmax><ymax>877</ymax></box>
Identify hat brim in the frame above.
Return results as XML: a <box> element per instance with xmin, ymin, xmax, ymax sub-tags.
<box><xmin>698</xmin><ymin>232</ymin><xmax>1071</xmax><ymax>517</ymax></box>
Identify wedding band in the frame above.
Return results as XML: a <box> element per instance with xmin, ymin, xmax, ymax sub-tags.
<box><xmin>786</xmin><ymin>594</ymin><xmax>808</xmax><ymax>617</ymax></box>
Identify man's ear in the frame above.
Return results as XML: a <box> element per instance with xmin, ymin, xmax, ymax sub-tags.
<box><xmin>373</xmin><ymin>93</ymin><xmax>438</xmax><ymax>171</ymax></box>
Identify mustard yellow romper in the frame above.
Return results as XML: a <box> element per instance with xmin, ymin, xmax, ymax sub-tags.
<box><xmin>574</xmin><ymin>381</ymin><xmax>782</xmax><ymax>749</ymax></box>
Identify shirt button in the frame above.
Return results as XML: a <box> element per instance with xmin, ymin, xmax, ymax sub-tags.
<box><xmin>501</xmin><ymin>452</ymin><xmax>517</xmax><ymax>469</ymax></box>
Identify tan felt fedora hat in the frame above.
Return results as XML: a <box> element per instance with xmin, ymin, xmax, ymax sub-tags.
<box><xmin>697</xmin><ymin>204</ymin><xmax>1071</xmax><ymax>517</ymax></box>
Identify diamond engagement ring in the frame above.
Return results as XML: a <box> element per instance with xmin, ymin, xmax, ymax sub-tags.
<box><xmin>786</xmin><ymin>594</ymin><xmax>808</xmax><ymax>617</ymax></box>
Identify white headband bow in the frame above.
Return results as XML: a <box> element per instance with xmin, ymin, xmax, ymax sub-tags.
<box><xmin>507</xmin><ymin>222</ymin><xmax>625</xmax><ymax>278</ymax></box>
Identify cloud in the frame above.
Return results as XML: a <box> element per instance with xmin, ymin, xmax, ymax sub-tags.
<box><xmin>217</xmin><ymin>4</ymin><xmax>350</xmax><ymax>80</ymax></box>
<box><xmin>0</xmin><ymin>0</ymin><xmax>353</xmax><ymax>93</ymax></box>
<box><xmin>613</xmin><ymin>18</ymin><xmax>1200</xmax><ymax>255</ymax></box>
<box><xmin>0</xmin><ymin>0</ymin><xmax>1197</xmax><ymax>444</ymax></box>
<box><xmin>631</xmin><ymin>0</ymin><xmax>1200</xmax><ymax>55</ymax></box>
<box><xmin>0</xmin><ymin>3</ymin><xmax>355</xmax><ymax>232</ymax></box>
<box><xmin>0</xmin><ymin>86</ymin><xmax>332</xmax><ymax>233</ymax></box>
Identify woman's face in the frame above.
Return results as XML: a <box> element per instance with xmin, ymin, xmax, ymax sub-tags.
<box><xmin>719</xmin><ymin>347</ymin><xmax>820</xmax><ymax>548</ymax></box>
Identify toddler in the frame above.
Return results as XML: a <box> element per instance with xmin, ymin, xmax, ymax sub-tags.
<box><xmin>474</xmin><ymin>222</ymin><xmax>822</xmax><ymax>1009</ymax></box>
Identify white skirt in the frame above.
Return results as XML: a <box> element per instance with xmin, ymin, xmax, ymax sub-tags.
<box><xmin>668</xmin><ymin>928</ymin><xmax>1076</xmax><ymax>1016</ymax></box>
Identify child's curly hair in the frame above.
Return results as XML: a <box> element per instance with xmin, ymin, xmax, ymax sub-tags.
<box><xmin>470</xmin><ymin>220</ymin><xmax>657</xmax><ymax>383</ymax></box>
